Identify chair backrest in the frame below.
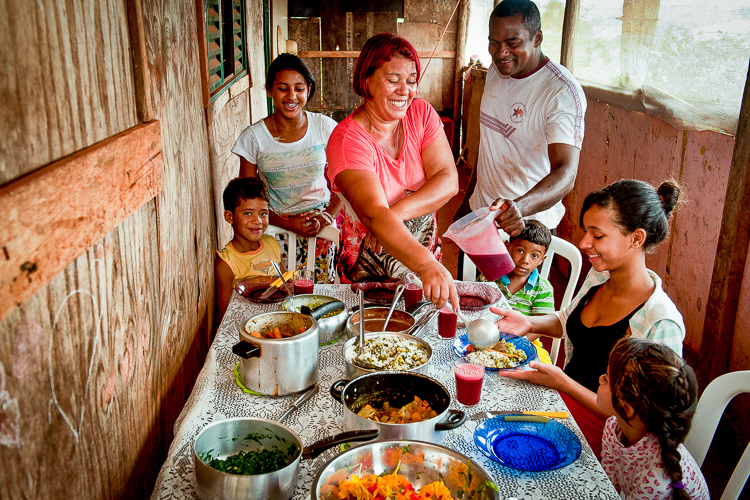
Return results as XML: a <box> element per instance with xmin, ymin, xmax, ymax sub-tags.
<box><xmin>306</xmin><ymin>225</ymin><xmax>340</xmax><ymax>284</ymax></box>
<box><xmin>684</xmin><ymin>370</ymin><xmax>750</xmax><ymax>500</ymax></box>
<box><xmin>463</xmin><ymin>234</ymin><xmax>582</xmax><ymax>365</ymax></box>
<box><xmin>538</xmin><ymin>236</ymin><xmax>582</xmax><ymax>365</ymax></box>
<box><xmin>265</xmin><ymin>225</ymin><xmax>297</xmax><ymax>272</ymax></box>
<box><xmin>267</xmin><ymin>224</ymin><xmax>341</xmax><ymax>284</ymax></box>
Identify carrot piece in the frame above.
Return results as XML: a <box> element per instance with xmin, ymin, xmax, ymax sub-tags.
<box><xmin>299</xmin><ymin>326</ymin><xmax>306</xmax><ymax>333</ymax></box>
<box><xmin>250</xmin><ymin>331</ymin><xmax>261</xmax><ymax>338</ymax></box>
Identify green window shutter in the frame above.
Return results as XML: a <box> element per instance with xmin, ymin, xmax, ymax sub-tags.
<box><xmin>206</xmin><ymin>0</ymin><xmax>223</xmax><ymax>93</ymax></box>
<box><xmin>232</xmin><ymin>0</ymin><xmax>247</xmax><ymax>74</ymax></box>
<box><xmin>205</xmin><ymin>0</ymin><xmax>247</xmax><ymax>98</ymax></box>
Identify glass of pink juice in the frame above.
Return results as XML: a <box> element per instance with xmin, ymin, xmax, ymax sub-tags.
<box><xmin>403</xmin><ymin>283</ymin><xmax>423</xmax><ymax>309</ymax></box>
<box><xmin>437</xmin><ymin>307</ymin><xmax>457</xmax><ymax>339</ymax></box>
<box><xmin>293</xmin><ymin>270</ymin><xmax>315</xmax><ymax>295</ymax></box>
<box><xmin>454</xmin><ymin>357</ymin><xmax>485</xmax><ymax>406</ymax></box>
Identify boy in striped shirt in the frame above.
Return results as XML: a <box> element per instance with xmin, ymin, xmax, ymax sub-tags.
<box><xmin>486</xmin><ymin>219</ymin><xmax>555</xmax><ymax>362</ymax></box>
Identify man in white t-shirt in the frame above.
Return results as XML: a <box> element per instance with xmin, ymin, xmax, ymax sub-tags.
<box><xmin>456</xmin><ymin>0</ymin><xmax>586</xmax><ymax>235</ymax></box>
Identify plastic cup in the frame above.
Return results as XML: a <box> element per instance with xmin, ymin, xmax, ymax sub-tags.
<box><xmin>437</xmin><ymin>307</ymin><xmax>457</xmax><ymax>339</ymax></box>
<box><xmin>293</xmin><ymin>270</ymin><xmax>314</xmax><ymax>295</ymax></box>
<box><xmin>454</xmin><ymin>357</ymin><xmax>485</xmax><ymax>406</ymax></box>
<box><xmin>403</xmin><ymin>283</ymin><xmax>423</xmax><ymax>309</ymax></box>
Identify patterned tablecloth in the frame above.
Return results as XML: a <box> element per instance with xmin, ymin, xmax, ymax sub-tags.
<box><xmin>151</xmin><ymin>284</ymin><xmax>619</xmax><ymax>500</ymax></box>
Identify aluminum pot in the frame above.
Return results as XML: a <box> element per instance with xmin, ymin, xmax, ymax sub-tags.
<box><xmin>344</xmin><ymin>300</ymin><xmax>432</xmax><ymax>339</ymax></box>
<box><xmin>329</xmin><ymin>371</ymin><xmax>466</xmax><ymax>445</ymax></box>
<box><xmin>193</xmin><ymin>417</ymin><xmax>378</xmax><ymax>500</ymax></box>
<box><xmin>279</xmin><ymin>294</ymin><xmax>348</xmax><ymax>344</ymax></box>
<box><xmin>312</xmin><ymin>439</ymin><xmax>500</xmax><ymax>500</ymax></box>
<box><xmin>342</xmin><ymin>331</ymin><xmax>432</xmax><ymax>379</ymax></box>
<box><xmin>232</xmin><ymin>311</ymin><xmax>319</xmax><ymax>396</ymax></box>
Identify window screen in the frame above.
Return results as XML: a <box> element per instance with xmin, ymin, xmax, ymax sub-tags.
<box><xmin>206</xmin><ymin>0</ymin><xmax>248</xmax><ymax>97</ymax></box>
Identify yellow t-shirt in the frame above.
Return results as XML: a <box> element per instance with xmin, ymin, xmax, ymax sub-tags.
<box><xmin>217</xmin><ymin>235</ymin><xmax>282</xmax><ymax>285</ymax></box>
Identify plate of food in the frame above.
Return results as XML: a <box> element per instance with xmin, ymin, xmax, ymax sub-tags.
<box><xmin>455</xmin><ymin>282</ymin><xmax>506</xmax><ymax>312</ymax></box>
<box><xmin>474</xmin><ymin>416</ymin><xmax>581</xmax><ymax>471</ymax></box>
<box><xmin>235</xmin><ymin>275</ymin><xmax>291</xmax><ymax>304</ymax></box>
<box><xmin>452</xmin><ymin>333</ymin><xmax>537</xmax><ymax>371</ymax></box>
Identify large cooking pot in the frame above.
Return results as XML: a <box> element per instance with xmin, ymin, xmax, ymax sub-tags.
<box><xmin>312</xmin><ymin>439</ymin><xmax>500</xmax><ymax>500</ymax></box>
<box><xmin>279</xmin><ymin>294</ymin><xmax>348</xmax><ymax>344</ymax></box>
<box><xmin>330</xmin><ymin>371</ymin><xmax>466</xmax><ymax>444</ymax></box>
<box><xmin>341</xmin><ymin>331</ymin><xmax>432</xmax><ymax>379</ymax></box>
<box><xmin>344</xmin><ymin>300</ymin><xmax>432</xmax><ymax>339</ymax></box>
<box><xmin>232</xmin><ymin>311</ymin><xmax>319</xmax><ymax>396</ymax></box>
<box><xmin>193</xmin><ymin>417</ymin><xmax>378</xmax><ymax>500</ymax></box>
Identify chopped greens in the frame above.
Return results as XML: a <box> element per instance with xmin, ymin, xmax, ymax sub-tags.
<box><xmin>200</xmin><ymin>447</ymin><xmax>290</xmax><ymax>475</ymax></box>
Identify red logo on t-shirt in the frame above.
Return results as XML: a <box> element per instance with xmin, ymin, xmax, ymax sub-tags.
<box><xmin>510</xmin><ymin>102</ymin><xmax>526</xmax><ymax>124</ymax></box>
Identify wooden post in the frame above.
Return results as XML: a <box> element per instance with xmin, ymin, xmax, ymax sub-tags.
<box><xmin>560</xmin><ymin>0</ymin><xmax>580</xmax><ymax>70</ymax></box>
<box><xmin>697</xmin><ymin>60</ymin><xmax>750</xmax><ymax>387</ymax></box>
<box><xmin>127</xmin><ymin>0</ymin><xmax>155</xmax><ymax>121</ymax></box>
<box><xmin>452</xmin><ymin>0</ymin><xmax>469</xmax><ymax>158</ymax></box>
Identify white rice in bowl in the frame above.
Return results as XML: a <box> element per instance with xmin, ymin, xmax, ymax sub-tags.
<box><xmin>467</xmin><ymin>341</ymin><xmax>527</xmax><ymax>369</ymax></box>
<box><xmin>345</xmin><ymin>335</ymin><xmax>429</xmax><ymax>371</ymax></box>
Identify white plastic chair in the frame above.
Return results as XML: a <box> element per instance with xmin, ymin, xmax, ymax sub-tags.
<box><xmin>684</xmin><ymin>370</ymin><xmax>750</xmax><ymax>500</ymax></box>
<box><xmin>462</xmin><ymin>235</ymin><xmax>582</xmax><ymax>364</ymax></box>
<box><xmin>266</xmin><ymin>224</ymin><xmax>341</xmax><ymax>284</ymax></box>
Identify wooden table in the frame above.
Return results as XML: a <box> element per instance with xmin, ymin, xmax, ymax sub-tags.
<box><xmin>151</xmin><ymin>284</ymin><xmax>619</xmax><ymax>500</ymax></box>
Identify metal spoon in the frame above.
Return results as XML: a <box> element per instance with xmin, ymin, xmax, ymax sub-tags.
<box><xmin>404</xmin><ymin>273</ymin><xmax>499</xmax><ymax>350</ymax></box>
<box><xmin>353</xmin><ymin>289</ymin><xmax>379</xmax><ymax>370</ymax></box>
<box><xmin>382</xmin><ymin>284</ymin><xmax>405</xmax><ymax>331</ymax></box>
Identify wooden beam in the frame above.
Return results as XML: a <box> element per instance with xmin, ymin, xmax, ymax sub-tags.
<box><xmin>298</xmin><ymin>50</ymin><xmax>456</xmax><ymax>58</ymax></box>
<box><xmin>194</xmin><ymin>0</ymin><xmax>210</xmax><ymax>108</ymax></box>
<box><xmin>0</xmin><ymin>121</ymin><xmax>162</xmax><ymax>322</ymax></box>
<box><xmin>126</xmin><ymin>0</ymin><xmax>155</xmax><ymax>121</ymax></box>
<box><xmin>453</xmin><ymin>0</ymin><xmax>469</xmax><ymax>157</ymax></box>
<box><xmin>560</xmin><ymin>0</ymin><xmax>580</xmax><ymax>70</ymax></box>
<box><xmin>697</xmin><ymin>60</ymin><xmax>750</xmax><ymax>387</ymax></box>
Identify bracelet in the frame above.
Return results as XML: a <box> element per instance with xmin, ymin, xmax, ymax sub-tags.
<box><xmin>319</xmin><ymin>211</ymin><xmax>334</xmax><ymax>226</ymax></box>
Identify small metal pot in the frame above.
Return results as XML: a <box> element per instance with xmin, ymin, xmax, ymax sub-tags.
<box><xmin>342</xmin><ymin>331</ymin><xmax>432</xmax><ymax>379</ymax></box>
<box><xmin>344</xmin><ymin>300</ymin><xmax>432</xmax><ymax>339</ymax></box>
<box><xmin>330</xmin><ymin>371</ymin><xmax>466</xmax><ymax>444</ymax></box>
<box><xmin>279</xmin><ymin>294</ymin><xmax>349</xmax><ymax>343</ymax></box>
<box><xmin>193</xmin><ymin>417</ymin><xmax>378</xmax><ymax>500</ymax></box>
<box><xmin>232</xmin><ymin>311</ymin><xmax>319</xmax><ymax>396</ymax></box>
<box><xmin>312</xmin><ymin>440</ymin><xmax>499</xmax><ymax>500</ymax></box>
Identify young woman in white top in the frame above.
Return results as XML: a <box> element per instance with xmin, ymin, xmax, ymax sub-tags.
<box><xmin>232</xmin><ymin>53</ymin><xmax>341</xmax><ymax>282</ymax></box>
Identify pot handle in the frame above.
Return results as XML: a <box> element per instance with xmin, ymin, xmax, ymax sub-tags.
<box><xmin>301</xmin><ymin>429</ymin><xmax>380</xmax><ymax>460</ymax></box>
<box><xmin>303</xmin><ymin>300</ymin><xmax>346</xmax><ymax>320</ymax></box>
<box><xmin>406</xmin><ymin>300</ymin><xmax>432</xmax><ymax>317</ymax></box>
<box><xmin>434</xmin><ymin>409</ymin><xmax>467</xmax><ymax>431</ymax></box>
<box><xmin>232</xmin><ymin>341</ymin><xmax>260</xmax><ymax>359</ymax></box>
<box><xmin>329</xmin><ymin>379</ymin><xmax>350</xmax><ymax>404</ymax></box>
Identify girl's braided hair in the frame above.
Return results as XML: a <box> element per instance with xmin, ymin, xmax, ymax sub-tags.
<box><xmin>608</xmin><ymin>338</ymin><xmax>698</xmax><ymax>500</ymax></box>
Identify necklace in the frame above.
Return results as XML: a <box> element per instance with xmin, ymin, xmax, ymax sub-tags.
<box><xmin>271</xmin><ymin>112</ymin><xmax>306</xmax><ymax>142</ymax></box>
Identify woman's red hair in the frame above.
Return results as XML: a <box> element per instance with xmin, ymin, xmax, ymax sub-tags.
<box><xmin>352</xmin><ymin>33</ymin><xmax>420</xmax><ymax>99</ymax></box>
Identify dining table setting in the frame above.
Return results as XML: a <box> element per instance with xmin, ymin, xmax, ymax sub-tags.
<box><xmin>150</xmin><ymin>276</ymin><xmax>620</xmax><ymax>500</ymax></box>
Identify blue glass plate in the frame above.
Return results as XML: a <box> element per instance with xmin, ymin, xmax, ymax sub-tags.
<box><xmin>452</xmin><ymin>333</ymin><xmax>538</xmax><ymax>371</ymax></box>
<box><xmin>474</xmin><ymin>416</ymin><xmax>582</xmax><ymax>471</ymax></box>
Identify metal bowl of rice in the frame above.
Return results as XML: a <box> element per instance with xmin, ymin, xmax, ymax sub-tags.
<box><xmin>342</xmin><ymin>332</ymin><xmax>432</xmax><ymax>379</ymax></box>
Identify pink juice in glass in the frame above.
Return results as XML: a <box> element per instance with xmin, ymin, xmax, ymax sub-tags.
<box><xmin>293</xmin><ymin>278</ymin><xmax>314</xmax><ymax>295</ymax></box>
<box><xmin>437</xmin><ymin>308</ymin><xmax>457</xmax><ymax>338</ymax></box>
<box><xmin>467</xmin><ymin>252</ymin><xmax>515</xmax><ymax>281</ymax></box>
<box><xmin>403</xmin><ymin>283</ymin><xmax>423</xmax><ymax>309</ymax></box>
<box><xmin>455</xmin><ymin>363</ymin><xmax>484</xmax><ymax>406</ymax></box>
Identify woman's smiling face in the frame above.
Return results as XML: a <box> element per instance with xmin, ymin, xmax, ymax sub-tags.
<box><xmin>579</xmin><ymin>205</ymin><xmax>638</xmax><ymax>272</ymax></box>
<box><xmin>267</xmin><ymin>69</ymin><xmax>309</xmax><ymax>118</ymax></box>
<box><xmin>364</xmin><ymin>55</ymin><xmax>418</xmax><ymax>122</ymax></box>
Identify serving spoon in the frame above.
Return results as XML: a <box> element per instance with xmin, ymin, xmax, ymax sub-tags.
<box><xmin>404</xmin><ymin>273</ymin><xmax>500</xmax><ymax>350</ymax></box>
<box><xmin>353</xmin><ymin>289</ymin><xmax>380</xmax><ymax>370</ymax></box>
<box><xmin>382</xmin><ymin>284</ymin><xmax>405</xmax><ymax>331</ymax></box>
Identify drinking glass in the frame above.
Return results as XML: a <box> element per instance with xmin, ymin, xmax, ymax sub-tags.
<box><xmin>436</xmin><ymin>307</ymin><xmax>457</xmax><ymax>339</ymax></box>
<box><xmin>454</xmin><ymin>357</ymin><xmax>485</xmax><ymax>406</ymax></box>
<box><xmin>293</xmin><ymin>269</ymin><xmax>315</xmax><ymax>295</ymax></box>
<box><xmin>402</xmin><ymin>283</ymin><xmax>423</xmax><ymax>309</ymax></box>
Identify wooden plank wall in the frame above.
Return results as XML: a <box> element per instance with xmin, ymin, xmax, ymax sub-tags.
<box><xmin>0</xmin><ymin>0</ymin><xmax>271</xmax><ymax>496</ymax></box>
<box><xmin>289</xmin><ymin>17</ymin><xmax>323</xmax><ymax>110</ymax></box>
<box><xmin>557</xmin><ymin>99</ymin><xmax>736</xmax><ymax>358</ymax></box>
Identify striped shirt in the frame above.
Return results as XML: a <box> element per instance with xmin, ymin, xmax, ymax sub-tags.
<box><xmin>497</xmin><ymin>269</ymin><xmax>555</xmax><ymax>316</ymax></box>
<box><xmin>553</xmin><ymin>268</ymin><xmax>685</xmax><ymax>367</ymax></box>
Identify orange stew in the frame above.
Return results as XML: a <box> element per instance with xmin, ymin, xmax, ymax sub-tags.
<box><xmin>249</xmin><ymin>325</ymin><xmax>306</xmax><ymax>339</ymax></box>
<box><xmin>356</xmin><ymin>396</ymin><xmax>438</xmax><ymax>424</ymax></box>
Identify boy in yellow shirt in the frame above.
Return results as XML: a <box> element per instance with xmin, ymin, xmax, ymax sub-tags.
<box><xmin>215</xmin><ymin>177</ymin><xmax>282</xmax><ymax>320</ymax></box>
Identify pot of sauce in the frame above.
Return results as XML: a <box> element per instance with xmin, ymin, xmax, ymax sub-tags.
<box><xmin>344</xmin><ymin>300</ymin><xmax>432</xmax><ymax>339</ymax></box>
<box><xmin>329</xmin><ymin>371</ymin><xmax>467</xmax><ymax>445</ymax></box>
<box><xmin>193</xmin><ymin>417</ymin><xmax>378</xmax><ymax>500</ymax></box>
<box><xmin>232</xmin><ymin>311</ymin><xmax>319</xmax><ymax>396</ymax></box>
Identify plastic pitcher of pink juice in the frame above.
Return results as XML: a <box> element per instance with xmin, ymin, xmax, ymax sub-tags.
<box><xmin>443</xmin><ymin>207</ymin><xmax>515</xmax><ymax>281</ymax></box>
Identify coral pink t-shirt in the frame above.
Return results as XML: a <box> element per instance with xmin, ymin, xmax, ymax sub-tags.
<box><xmin>325</xmin><ymin>98</ymin><xmax>443</xmax><ymax>205</ymax></box>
